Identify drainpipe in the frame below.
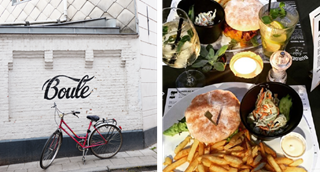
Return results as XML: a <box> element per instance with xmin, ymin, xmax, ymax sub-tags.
<box><xmin>62</xmin><ymin>0</ymin><xmax>68</xmax><ymax>21</ymax></box>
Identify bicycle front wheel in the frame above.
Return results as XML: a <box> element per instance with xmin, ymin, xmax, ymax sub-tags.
<box><xmin>90</xmin><ymin>124</ymin><xmax>123</xmax><ymax>159</ymax></box>
<box><xmin>40</xmin><ymin>130</ymin><xmax>62</xmax><ymax>169</ymax></box>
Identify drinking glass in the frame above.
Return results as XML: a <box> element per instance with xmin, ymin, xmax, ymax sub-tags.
<box><xmin>163</xmin><ymin>7</ymin><xmax>205</xmax><ymax>91</ymax></box>
<box><xmin>259</xmin><ymin>2</ymin><xmax>299</xmax><ymax>58</ymax></box>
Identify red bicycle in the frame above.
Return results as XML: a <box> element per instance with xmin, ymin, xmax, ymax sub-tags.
<box><xmin>39</xmin><ymin>103</ymin><xmax>123</xmax><ymax>169</ymax></box>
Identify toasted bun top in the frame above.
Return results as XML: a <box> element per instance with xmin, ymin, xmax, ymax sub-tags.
<box><xmin>224</xmin><ymin>0</ymin><xmax>263</xmax><ymax>31</ymax></box>
<box><xmin>185</xmin><ymin>90</ymin><xmax>240</xmax><ymax>143</ymax></box>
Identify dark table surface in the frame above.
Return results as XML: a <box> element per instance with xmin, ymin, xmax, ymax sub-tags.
<box><xmin>162</xmin><ymin>0</ymin><xmax>320</xmax><ymax>143</ymax></box>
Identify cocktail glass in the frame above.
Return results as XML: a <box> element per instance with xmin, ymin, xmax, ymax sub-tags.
<box><xmin>259</xmin><ymin>2</ymin><xmax>299</xmax><ymax>58</ymax></box>
<box><xmin>163</xmin><ymin>7</ymin><xmax>205</xmax><ymax>92</ymax></box>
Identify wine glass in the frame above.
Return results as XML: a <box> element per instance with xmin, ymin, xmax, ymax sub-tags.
<box><xmin>163</xmin><ymin>7</ymin><xmax>205</xmax><ymax>93</ymax></box>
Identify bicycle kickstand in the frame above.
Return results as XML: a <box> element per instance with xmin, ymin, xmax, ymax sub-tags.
<box><xmin>82</xmin><ymin>148</ymin><xmax>88</xmax><ymax>164</ymax></box>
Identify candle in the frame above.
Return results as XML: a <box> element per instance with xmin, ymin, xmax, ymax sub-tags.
<box><xmin>233</xmin><ymin>57</ymin><xmax>257</xmax><ymax>75</ymax></box>
<box><xmin>230</xmin><ymin>52</ymin><xmax>263</xmax><ymax>79</ymax></box>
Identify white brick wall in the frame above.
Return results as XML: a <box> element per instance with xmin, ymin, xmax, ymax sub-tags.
<box><xmin>137</xmin><ymin>0</ymin><xmax>157</xmax><ymax>131</ymax></box>
<box><xmin>0</xmin><ymin>34</ymin><xmax>146</xmax><ymax>140</ymax></box>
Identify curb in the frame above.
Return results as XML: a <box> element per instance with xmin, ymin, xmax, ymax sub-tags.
<box><xmin>68</xmin><ymin>163</ymin><xmax>157</xmax><ymax>172</ymax></box>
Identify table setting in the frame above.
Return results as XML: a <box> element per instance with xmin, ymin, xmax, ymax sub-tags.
<box><xmin>162</xmin><ymin>0</ymin><xmax>320</xmax><ymax>171</ymax></box>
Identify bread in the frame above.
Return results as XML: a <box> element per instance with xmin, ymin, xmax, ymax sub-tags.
<box><xmin>185</xmin><ymin>90</ymin><xmax>240</xmax><ymax>143</ymax></box>
<box><xmin>224</xmin><ymin>0</ymin><xmax>263</xmax><ymax>31</ymax></box>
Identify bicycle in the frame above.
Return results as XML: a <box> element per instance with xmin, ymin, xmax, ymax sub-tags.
<box><xmin>39</xmin><ymin>103</ymin><xmax>123</xmax><ymax>169</ymax></box>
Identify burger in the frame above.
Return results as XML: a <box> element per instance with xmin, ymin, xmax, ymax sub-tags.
<box><xmin>222</xmin><ymin>0</ymin><xmax>263</xmax><ymax>47</ymax></box>
<box><xmin>185</xmin><ymin>89</ymin><xmax>240</xmax><ymax>143</ymax></box>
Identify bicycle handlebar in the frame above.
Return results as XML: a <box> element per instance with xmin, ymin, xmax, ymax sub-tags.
<box><xmin>53</xmin><ymin>103</ymin><xmax>80</xmax><ymax>118</ymax></box>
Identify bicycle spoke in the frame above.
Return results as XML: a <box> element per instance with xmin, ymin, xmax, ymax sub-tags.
<box><xmin>90</xmin><ymin>124</ymin><xmax>122</xmax><ymax>159</ymax></box>
<box><xmin>40</xmin><ymin>132</ymin><xmax>61</xmax><ymax>169</ymax></box>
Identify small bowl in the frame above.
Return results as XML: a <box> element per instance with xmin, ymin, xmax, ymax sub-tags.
<box><xmin>280</xmin><ymin>132</ymin><xmax>306</xmax><ymax>159</ymax></box>
<box><xmin>178</xmin><ymin>0</ymin><xmax>225</xmax><ymax>44</ymax></box>
<box><xmin>240</xmin><ymin>82</ymin><xmax>303</xmax><ymax>140</ymax></box>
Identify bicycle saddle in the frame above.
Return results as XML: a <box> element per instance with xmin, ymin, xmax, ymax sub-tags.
<box><xmin>86</xmin><ymin>115</ymin><xmax>100</xmax><ymax>122</ymax></box>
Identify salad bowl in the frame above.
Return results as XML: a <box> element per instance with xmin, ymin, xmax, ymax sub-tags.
<box><xmin>178</xmin><ymin>0</ymin><xmax>225</xmax><ymax>44</ymax></box>
<box><xmin>240</xmin><ymin>82</ymin><xmax>303</xmax><ymax>140</ymax></box>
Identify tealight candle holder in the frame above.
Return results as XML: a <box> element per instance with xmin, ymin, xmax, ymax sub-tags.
<box><xmin>230</xmin><ymin>52</ymin><xmax>264</xmax><ymax>79</ymax></box>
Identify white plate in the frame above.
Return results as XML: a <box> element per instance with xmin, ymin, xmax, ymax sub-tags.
<box><xmin>163</xmin><ymin>82</ymin><xmax>314</xmax><ymax>171</ymax></box>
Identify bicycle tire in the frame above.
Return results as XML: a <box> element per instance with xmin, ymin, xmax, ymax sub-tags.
<box><xmin>89</xmin><ymin>124</ymin><xmax>123</xmax><ymax>159</ymax></box>
<box><xmin>40</xmin><ymin>130</ymin><xmax>62</xmax><ymax>169</ymax></box>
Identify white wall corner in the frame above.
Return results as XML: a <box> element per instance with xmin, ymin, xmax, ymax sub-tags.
<box><xmin>44</xmin><ymin>50</ymin><xmax>53</xmax><ymax>69</ymax></box>
<box><xmin>85</xmin><ymin>50</ymin><xmax>94</xmax><ymax>68</ymax></box>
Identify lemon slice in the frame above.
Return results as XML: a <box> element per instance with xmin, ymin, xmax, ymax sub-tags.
<box><xmin>263</xmin><ymin>40</ymin><xmax>281</xmax><ymax>52</ymax></box>
<box><xmin>270</xmin><ymin>34</ymin><xmax>287</xmax><ymax>43</ymax></box>
<box><xmin>270</xmin><ymin>21</ymin><xmax>285</xmax><ymax>29</ymax></box>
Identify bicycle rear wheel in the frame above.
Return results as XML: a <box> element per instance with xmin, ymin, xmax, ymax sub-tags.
<box><xmin>40</xmin><ymin>130</ymin><xmax>62</xmax><ymax>169</ymax></box>
<box><xmin>90</xmin><ymin>124</ymin><xmax>123</xmax><ymax>159</ymax></box>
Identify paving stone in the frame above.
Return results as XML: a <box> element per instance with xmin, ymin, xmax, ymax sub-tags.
<box><xmin>7</xmin><ymin>163</ymin><xmax>24</xmax><ymax>171</ymax></box>
<box><xmin>94</xmin><ymin>158</ymin><xmax>114</xmax><ymax>166</ymax></box>
<box><xmin>110</xmin><ymin>158</ymin><xmax>129</xmax><ymax>165</ymax></box>
<box><xmin>125</xmin><ymin>150</ymin><xmax>144</xmax><ymax>157</ymax></box>
<box><xmin>0</xmin><ymin>165</ymin><xmax>8</xmax><ymax>171</ymax></box>
<box><xmin>53</xmin><ymin>157</ymin><xmax>71</xmax><ymax>164</ymax></box>
<box><xmin>23</xmin><ymin>161</ymin><xmax>39</xmax><ymax>169</ymax></box>
<box><xmin>44</xmin><ymin>164</ymin><xmax>63</xmax><ymax>172</ymax></box>
<box><xmin>138</xmin><ymin>155</ymin><xmax>156</xmax><ymax>163</ymax></box>
<box><xmin>124</xmin><ymin>157</ymin><xmax>144</xmax><ymax>164</ymax></box>
<box><xmin>61</xmin><ymin>162</ymin><xmax>80</xmax><ymax>171</ymax></box>
<box><xmin>13</xmin><ymin>169</ymin><xmax>26</xmax><ymax>172</ymax></box>
<box><xmin>112</xmin><ymin>151</ymin><xmax>130</xmax><ymax>158</ymax></box>
<box><xmin>139</xmin><ymin>149</ymin><xmax>156</xmax><ymax>156</ymax></box>
<box><xmin>77</xmin><ymin>159</ymin><xmax>98</xmax><ymax>169</ymax></box>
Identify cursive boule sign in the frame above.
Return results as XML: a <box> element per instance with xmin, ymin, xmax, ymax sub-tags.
<box><xmin>42</xmin><ymin>75</ymin><xmax>94</xmax><ymax>100</ymax></box>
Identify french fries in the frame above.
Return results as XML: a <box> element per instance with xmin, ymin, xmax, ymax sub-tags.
<box><xmin>163</xmin><ymin>156</ymin><xmax>187</xmax><ymax>172</ymax></box>
<box><xmin>275</xmin><ymin>157</ymin><xmax>294</xmax><ymax>165</ymax></box>
<box><xmin>187</xmin><ymin>139</ymin><xmax>200</xmax><ymax>162</ymax></box>
<box><xmin>267</xmin><ymin>154</ymin><xmax>282</xmax><ymax>172</ymax></box>
<box><xmin>163</xmin><ymin>156</ymin><xmax>172</xmax><ymax>165</ymax></box>
<box><xmin>174</xmin><ymin>135</ymin><xmax>191</xmax><ymax>154</ymax></box>
<box><xmin>263</xmin><ymin>142</ymin><xmax>277</xmax><ymax>158</ymax></box>
<box><xmin>163</xmin><ymin>130</ymin><xmax>307</xmax><ymax>172</ymax></box>
<box><xmin>289</xmin><ymin>158</ymin><xmax>303</xmax><ymax>167</ymax></box>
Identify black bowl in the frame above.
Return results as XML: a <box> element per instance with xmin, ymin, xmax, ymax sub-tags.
<box><xmin>240</xmin><ymin>82</ymin><xmax>303</xmax><ymax>140</ymax></box>
<box><xmin>178</xmin><ymin>0</ymin><xmax>225</xmax><ymax>44</ymax></box>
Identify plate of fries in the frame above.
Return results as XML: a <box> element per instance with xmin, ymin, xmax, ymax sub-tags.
<box><xmin>163</xmin><ymin>82</ymin><xmax>314</xmax><ymax>172</ymax></box>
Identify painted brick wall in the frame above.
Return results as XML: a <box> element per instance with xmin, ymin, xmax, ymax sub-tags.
<box><xmin>137</xmin><ymin>0</ymin><xmax>157</xmax><ymax>131</ymax></box>
<box><xmin>0</xmin><ymin>34</ymin><xmax>145</xmax><ymax>141</ymax></box>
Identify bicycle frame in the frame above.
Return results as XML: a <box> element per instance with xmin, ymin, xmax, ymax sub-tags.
<box><xmin>58</xmin><ymin>117</ymin><xmax>107</xmax><ymax>149</ymax></box>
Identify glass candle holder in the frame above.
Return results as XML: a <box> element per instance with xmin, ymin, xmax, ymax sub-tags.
<box><xmin>230</xmin><ymin>51</ymin><xmax>264</xmax><ymax>79</ymax></box>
